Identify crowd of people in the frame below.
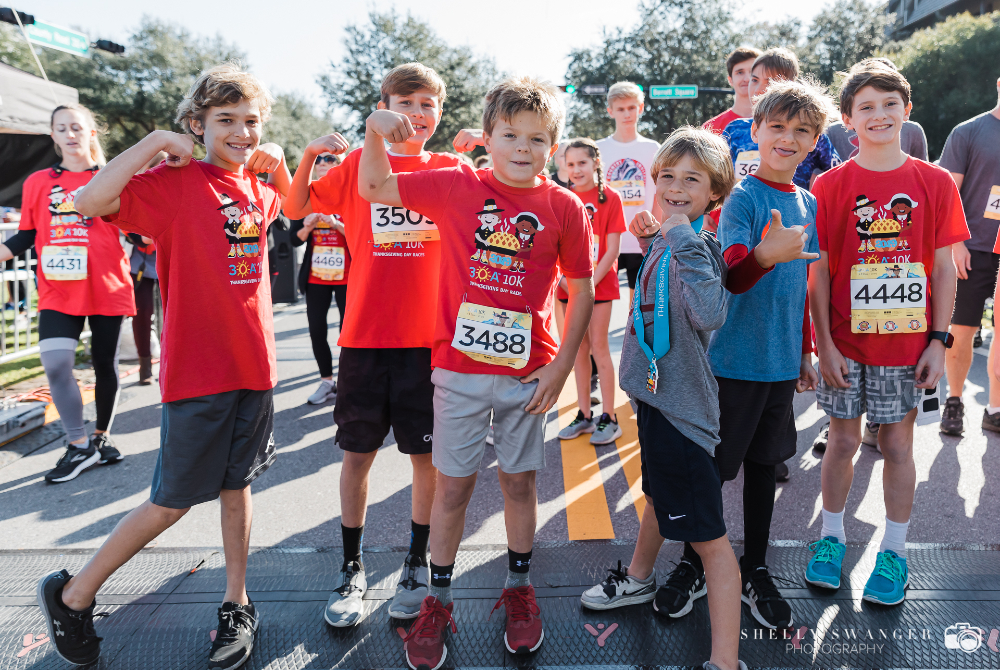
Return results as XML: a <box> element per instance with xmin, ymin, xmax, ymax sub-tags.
<box><xmin>11</xmin><ymin>39</ymin><xmax>1000</xmax><ymax>670</ymax></box>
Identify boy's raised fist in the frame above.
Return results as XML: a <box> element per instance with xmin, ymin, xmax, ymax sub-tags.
<box><xmin>158</xmin><ymin>131</ymin><xmax>194</xmax><ymax>168</ymax></box>
<box><xmin>247</xmin><ymin>143</ymin><xmax>285</xmax><ymax>174</ymax></box>
<box><xmin>754</xmin><ymin>209</ymin><xmax>819</xmax><ymax>268</ymax></box>
<box><xmin>660</xmin><ymin>213</ymin><xmax>691</xmax><ymax>235</ymax></box>
<box><xmin>308</xmin><ymin>133</ymin><xmax>350</xmax><ymax>157</ymax></box>
<box><xmin>367</xmin><ymin>110</ymin><xmax>414</xmax><ymax>144</ymax></box>
<box><xmin>629</xmin><ymin>210</ymin><xmax>660</xmax><ymax>238</ymax></box>
<box><xmin>453</xmin><ymin>129</ymin><xmax>485</xmax><ymax>153</ymax></box>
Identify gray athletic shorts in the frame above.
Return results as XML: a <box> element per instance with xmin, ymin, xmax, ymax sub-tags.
<box><xmin>431</xmin><ymin>368</ymin><xmax>545</xmax><ymax>477</ymax></box>
<box><xmin>150</xmin><ymin>388</ymin><xmax>275</xmax><ymax>509</ymax></box>
<box><xmin>816</xmin><ymin>356</ymin><xmax>918</xmax><ymax>424</ymax></box>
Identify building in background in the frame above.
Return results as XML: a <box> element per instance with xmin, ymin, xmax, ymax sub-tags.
<box><xmin>886</xmin><ymin>0</ymin><xmax>996</xmax><ymax>38</ymax></box>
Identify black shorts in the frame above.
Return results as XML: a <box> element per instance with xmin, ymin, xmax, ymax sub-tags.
<box><xmin>334</xmin><ymin>347</ymin><xmax>434</xmax><ymax>455</ymax></box>
<box><xmin>715</xmin><ymin>377</ymin><xmax>797</xmax><ymax>481</ymax></box>
<box><xmin>557</xmin><ymin>298</ymin><xmax>610</xmax><ymax>304</ymax></box>
<box><xmin>619</xmin><ymin>253</ymin><xmax>644</xmax><ymax>290</ymax></box>
<box><xmin>952</xmin><ymin>249</ymin><xmax>999</xmax><ymax>327</ymax></box>
<box><xmin>636</xmin><ymin>400</ymin><xmax>727</xmax><ymax>543</ymax></box>
<box><xmin>151</xmin><ymin>388</ymin><xmax>275</xmax><ymax>509</ymax></box>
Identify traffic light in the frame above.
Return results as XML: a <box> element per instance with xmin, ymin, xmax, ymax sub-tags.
<box><xmin>93</xmin><ymin>39</ymin><xmax>125</xmax><ymax>54</ymax></box>
<box><xmin>558</xmin><ymin>85</ymin><xmax>576</xmax><ymax>94</ymax></box>
<box><xmin>0</xmin><ymin>7</ymin><xmax>35</xmax><ymax>25</ymax></box>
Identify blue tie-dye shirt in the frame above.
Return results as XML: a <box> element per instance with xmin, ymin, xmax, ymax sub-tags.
<box><xmin>722</xmin><ymin>118</ymin><xmax>840</xmax><ymax>191</ymax></box>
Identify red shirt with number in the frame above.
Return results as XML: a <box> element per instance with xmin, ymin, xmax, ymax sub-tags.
<box><xmin>814</xmin><ymin>157</ymin><xmax>968</xmax><ymax>366</ymax></box>
<box><xmin>20</xmin><ymin>167</ymin><xmax>135</xmax><ymax>316</ymax></box>
<box><xmin>309</xmin><ymin>149</ymin><xmax>461</xmax><ymax>348</ymax></box>
<box><xmin>398</xmin><ymin>166</ymin><xmax>593</xmax><ymax>376</ymax></box>
<box><xmin>102</xmin><ymin>161</ymin><xmax>282</xmax><ymax>402</ymax></box>
<box><xmin>307</xmin><ymin>217</ymin><xmax>351</xmax><ymax>285</ymax></box>
<box><xmin>557</xmin><ymin>185</ymin><xmax>627</xmax><ymax>301</ymax></box>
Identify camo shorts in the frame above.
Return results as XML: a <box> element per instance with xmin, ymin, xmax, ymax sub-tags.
<box><xmin>816</xmin><ymin>356</ymin><xmax>918</xmax><ymax>424</ymax></box>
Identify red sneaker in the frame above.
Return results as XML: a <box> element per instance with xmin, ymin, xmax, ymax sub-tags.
<box><xmin>403</xmin><ymin>596</ymin><xmax>456</xmax><ymax>670</ymax></box>
<box><xmin>492</xmin><ymin>585</ymin><xmax>544</xmax><ymax>654</ymax></box>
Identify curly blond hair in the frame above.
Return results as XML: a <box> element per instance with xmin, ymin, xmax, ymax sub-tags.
<box><xmin>651</xmin><ymin>127</ymin><xmax>735</xmax><ymax>214</ymax></box>
<box><xmin>175</xmin><ymin>62</ymin><xmax>274</xmax><ymax>145</ymax></box>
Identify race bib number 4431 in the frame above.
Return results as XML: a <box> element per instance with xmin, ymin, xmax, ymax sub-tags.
<box><xmin>41</xmin><ymin>245</ymin><xmax>87</xmax><ymax>281</ymax></box>
<box><xmin>370</xmin><ymin>203</ymin><xmax>439</xmax><ymax>244</ymax></box>
<box><xmin>850</xmin><ymin>262</ymin><xmax>927</xmax><ymax>334</ymax></box>
<box><xmin>451</xmin><ymin>302</ymin><xmax>531</xmax><ymax>369</ymax></box>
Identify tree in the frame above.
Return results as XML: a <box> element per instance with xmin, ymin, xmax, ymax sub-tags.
<box><xmin>266</xmin><ymin>94</ymin><xmax>333</xmax><ymax>173</ymax></box>
<box><xmin>881</xmin><ymin>11</ymin><xmax>1000</xmax><ymax>159</ymax></box>
<box><xmin>318</xmin><ymin>10</ymin><xmax>500</xmax><ymax>153</ymax></box>
<box><xmin>803</xmin><ymin>0</ymin><xmax>891</xmax><ymax>85</ymax></box>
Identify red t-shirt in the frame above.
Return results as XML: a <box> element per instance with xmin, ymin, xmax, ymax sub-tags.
<box><xmin>703</xmin><ymin>109</ymin><xmax>742</xmax><ymax>135</ymax></box>
<box><xmin>103</xmin><ymin>161</ymin><xmax>282</xmax><ymax>402</ymax></box>
<box><xmin>307</xmin><ymin>217</ymin><xmax>351</xmax><ymax>286</ymax></box>
<box><xmin>309</xmin><ymin>149</ymin><xmax>461</xmax><ymax>348</ymax></box>
<box><xmin>20</xmin><ymin>168</ymin><xmax>135</xmax><ymax>316</ymax></box>
<box><xmin>814</xmin><ymin>158</ymin><xmax>969</xmax><ymax>366</ymax></box>
<box><xmin>398</xmin><ymin>167</ymin><xmax>593</xmax><ymax>376</ymax></box>
<box><xmin>557</xmin><ymin>186</ymin><xmax>626</xmax><ymax>301</ymax></box>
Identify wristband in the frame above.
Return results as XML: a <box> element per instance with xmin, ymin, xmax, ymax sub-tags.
<box><xmin>928</xmin><ymin>331</ymin><xmax>954</xmax><ymax>349</ymax></box>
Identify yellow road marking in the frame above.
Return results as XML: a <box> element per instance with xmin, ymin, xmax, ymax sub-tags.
<box><xmin>612</xmin><ymin>400</ymin><xmax>645</xmax><ymax>522</ymax></box>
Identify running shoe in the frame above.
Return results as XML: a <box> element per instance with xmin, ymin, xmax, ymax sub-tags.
<box><xmin>653</xmin><ymin>559</ymin><xmax>706</xmax><ymax>618</ymax></box>
<box><xmin>45</xmin><ymin>444</ymin><xmax>100</xmax><ymax>484</ymax></box>
<box><xmin>775</xmin><ymin>461</ymin><xmax>790</xmax><ymax>482</ymax></box>
<box><xmin>974</xmin><ymin>327</ymin><xmax>984</xmax><ymax>349</ymax></box>
<box><xmin>389</xmin><ymin>556</ymin><xmax>429</xmax><ymax>619</ymax></box>
<box><xmin>324</xmin><ymin>561</ymin><xmax>366</xmax><ymax>627</ymax></box>
<box><xmin>492</xmin><ymin>585</ymin><xmax>544</xmax><ymax>654</ymax></box>
<box><xmin>209</xmin><ymin>600</ymin><xmax>260</xmax><ymax>669</ymax></box>
<box><xmin>580</xmin><ymin>560</ymin><xmax>656</xmax><ymax>610</ymax></box>
<box><xmin>862</xmin><ymin>550</ymin><xmax>908</xmax><ymax>606</ymax></box>
<box><xmin>812</xmin><ymin>423</ymin><xmax>829</xmax><ymax>453</ymax></box>
<box><xmin>703</xmin><ymin>662</ymin><xmax>748</xmax><ymax>670</ymax></box>
<box><xmin>404</xmin><ymin>596</ymin><xmax>456</xmax><ymax>670</ymax></box>
<box><xmin>36</xmin><ymin>569</ymin><xmax>105</xmax><ymax>666</ymax></box>
<box><xmin>590</xmin><ymin>413</ymin><xmax>622</xmax><ymax>445</ymax></box>
<box><xmin>740</xmin><ymin>564</ymin><xmax>794</xmax><ymax>629</ymax></box>
<box><xmin>138</xmin><ymin>356</ymin><xmax>153</xmax><ymax>385</ymax></box>
<box><xmin>862</xmin><ymin>421</ymin><xmax>881</xmax><ymax>447</ymax></box>
<box><xmin>558</xmin><ymin>410</ymin><xmax>594</xmax><ymax>440</ymax></box>
<box><xmin>92</xmin><ymin>433</ymin><xmax>123</xmax><ymax>465</ymax></box>
<box><xmin>307</xmin><ymin>379</ymin><xmax>337</xmax><ymax>405</ymax></box>
<box><xmin>804</xmin><ymin>537</ymin><xmax>846</xmax><ymax>589</ymax></box>
<box><xmin>983</xmin><ymin>408</ymin><xmax>1000</xmax><ymax>433</ymax></box>
<box><xmin>940</xmin><ymin>397</ymin><xmax>964</xmax><ymax>436</ymax></box>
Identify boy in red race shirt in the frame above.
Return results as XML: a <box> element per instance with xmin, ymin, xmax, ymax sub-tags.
<box><xmin>40</xmin><ymin>62</ymin><xmax>290</xmax><ymax>670</ymax></box>
<box><xmin>807</xmin><ymin>62</ymin><xmax>968</xmax><ymax>606</ymax></box>
<box><xmin>702</xmin><ymin>46</ymin><xmax>761</xmax><ymax>135</ymax></box>
<box><xmin>283</xmin><ymin>63</ymin><xmax>463</xmax><ymax>627</ymax></box>
<box><xmin>361</xmin><ymin>76</ymin><xmax>594</xmax><ymax>669</ymax></box>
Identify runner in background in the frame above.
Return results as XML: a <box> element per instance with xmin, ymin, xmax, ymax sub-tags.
<box><xmin>551</xmin><ymin>142</ymin><xmax>572</xmax><ymax>189</ymax></box>
<box><xmin>0</xmin><ymin>105</ymin><xmax>134</xmax><ymax>483</ymax></box>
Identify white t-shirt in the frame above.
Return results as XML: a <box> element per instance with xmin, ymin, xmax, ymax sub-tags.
<box><xmin>596</xmin><ymin>135</ymin><xmax>660</xmax><ymax>254</ymax></box>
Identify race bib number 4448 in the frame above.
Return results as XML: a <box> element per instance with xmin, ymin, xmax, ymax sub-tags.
<box><xmin>451</xmin><ymin>302</ymin><xmax>531</xmax><ymax>369</ymax></box>
<box><xmin>850</xmin><ymin>262</ymin><xmax>927</xmax><ymax>334</ymax></box>
<box><xmin>370</xmin><ymin>203</ymin><xmax>439</xmax><ymax>244</ymax></box>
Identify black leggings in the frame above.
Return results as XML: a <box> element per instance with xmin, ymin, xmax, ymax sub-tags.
<box><xmin>305</xmin><ymin>283</ymin><xmax>347</xmax><ymax>378</ymax></box>
<box><xmin>132</xmin><ymin>276</ymin><xmax>157</xmax><ymax>358</ymax></box>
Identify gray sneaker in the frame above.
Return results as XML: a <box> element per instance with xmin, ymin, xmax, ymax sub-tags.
<box><xmin>590</xmin><ymin>413</ymin><xmax>622</xmax><ymax>445</ymax></box>
<box><xmin>581</xmin><ymin>561</ymin><xmax>655</xmax><ymax>610</ymax></box>
<box><xmin>703</xmin><ymin>662</ymin><xmax>748</xmax><ymax>670</ymax></box>
<box><xmin>388</xmin><ymin>558</ymin><xmax>429</xmax><ymax>619</ymax></box>
<box><xmin>307</xmin><ymin>379</ymin><xmax>337</xmax><ymax>405</ymax></box>
<box><xmin>324</xmin><ymin>561</ymin><xmax>366</xmax><ymax>627</ymax></box>
<box><xmin>558</xmin><ymin>410</ymin><xmax>594</xmax><ymax>440</ymax></box>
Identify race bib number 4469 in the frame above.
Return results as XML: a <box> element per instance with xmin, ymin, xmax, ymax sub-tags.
<box><xmin>370</xmin><ymin>203</ymin><xmax>439</xmax><ymax>244</ymax></box>
<box><xmin>41</xmin><ymin>245</ymin><xmax>87</xmax><ymax>281</ymax></box>
<box><xmin>850</xmin><ymin>262</ymin><xmax>927</xmax><ymax>334</ymax></box>
<box><xmin>451</xmin><ymin>302</ymin><xmax>531</xmax><ymax>369</ymax></box>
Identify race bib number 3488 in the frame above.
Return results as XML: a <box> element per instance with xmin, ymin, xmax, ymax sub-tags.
<box><xmin>370</xmin><ymin>203</ymin><xmax>439</xmax><ymax>244</ymax></box>
<box><xmin>451</xmin><ymin>302</ymin><xmax>531</xmax><ymax>369</ymax></box>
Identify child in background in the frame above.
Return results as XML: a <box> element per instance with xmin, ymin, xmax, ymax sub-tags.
<box><xmin>556</xmin><ymin>138</ymin><xmax>626</xmax><ymax>445</ymax></box>
<box><xmin>550</xmin><ymin>142</ymin><xmax>572</xmax><ymax>188</ymax></box>
<box><xmin>703</xmin><ymin>47</ymin><xmax>762</xmax><ymax>134</ymax></box>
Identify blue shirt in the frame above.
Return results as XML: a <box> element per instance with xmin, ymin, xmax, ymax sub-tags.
<box><xmin>708</xmin><ymin>176</ymin><xmax>818</xmax><ymax>381</ymax></box>
<box><xmin>723</xmin><ymin>118</ymin><xmax>840</xmax><ymax>191</ymax></box>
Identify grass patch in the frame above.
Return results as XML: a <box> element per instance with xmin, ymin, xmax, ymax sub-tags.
<box><xmin>0</xmin><ymin>344</ymin><xmax>88</xmax><ymax>390</ymax></box>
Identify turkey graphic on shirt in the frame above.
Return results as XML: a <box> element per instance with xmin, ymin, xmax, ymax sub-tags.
<box><xmin>853</xmin><ymin>192</ymin><xmax>915</xmax><ymax>260</ymax></box>
<box><xmin>47</xmin><ymin>185</ymin><xmax>91</xmax><ymax>231</ymax></box>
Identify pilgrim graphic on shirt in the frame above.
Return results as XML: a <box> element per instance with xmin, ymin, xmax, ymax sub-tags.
<box><xmin>219</xmin><ymin>193</ymin><xmax>263</xmax><ymax>259</ymax></box>
<box><xmin>47</xmin><ymin>185</ymin><xmax>91</xmax><ymax>228</ymax></box>
<box><xmin>472</xmin><ymin>199</ymin><xmax>504</xmax><ymax>264</ymax></box>
<box><xmin>853</xmin><ymin>192</ymin><xmax>915</xmax><ymax>256</ymax></box>
<box><xmin>470</xmin><ymin>198</ymin><xmax>543</xmax><ymax>274</ymax></box>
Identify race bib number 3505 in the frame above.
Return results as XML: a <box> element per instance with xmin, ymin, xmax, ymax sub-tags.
<box><xmin>370</xmin><ymin>203</ymin><xmax>439</xmax><ymax>244</ymax></box>
<box><xmin>41</xmin><ymin>245</ymin><xmax>87</xmax><ymax>281</ymax></box>
<box><xmin>850</xmin><ymin>262</ymin><xmax>927</xmax><ymax>334</ymax></box>
<box><xmin>451</xmin><ymin>302</ymin><xmax>531</xmax><ymax>369</ymax></box>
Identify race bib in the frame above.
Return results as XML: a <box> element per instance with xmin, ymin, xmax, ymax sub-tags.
<box><xmin>41</xmin><ymin>245</ymin><xmax>87</xmax><ymax>280</ymax></box>
<box><xmin>607</xmin><ymin>179</ymin><xmax>644</xmax><ymax>207</ymax></box>
<box><xmin>311</xmin><ymin>245</ymin><xmax>346</xmax><ymax>282</ymax></box>
<box><xmin>370</xmin><ymin>203</ymin><xmax>438</xmax><ymax>244</ymax></box>
<box><xmin>850</xmin><ymin>262</ymin><xmax>927</xmax><ymax>334</ymax></box>
<box><xmin>451</xmin><ymin>302</ymin><xmax>531</xmax><ymax>369</ymax></box>
<box><xmin>984</xmin><ymin>185</ymin><xmax>1000</xmax><ymax>221</ymax></box>
<box><xmin>591</xmin><ymin>240</ymin><xmax>600</xmax><ymax>265</ymax></box>
<box><xmin>734</xmin><ymin>151</ymin><xmax>760</xmax><ymax>180</ymax></box>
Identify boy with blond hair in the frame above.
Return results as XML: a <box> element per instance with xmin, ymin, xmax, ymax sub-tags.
<box><xmin>360</xmin><ymin>75</ymin><xmax>594</xmax><ymax>669</ymax></box>
<box><xmin>41</xmin><ymin>62</ymin><xmax>290</xmax><ymax>669</ymax></box>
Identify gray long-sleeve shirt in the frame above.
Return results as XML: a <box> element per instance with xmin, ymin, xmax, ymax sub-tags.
<box><xmin>619</xmin><ymin>224</ymin><xmax>729</xmax><ymax>455</ymax></box>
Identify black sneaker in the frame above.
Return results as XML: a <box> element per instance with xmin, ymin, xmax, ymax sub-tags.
<box><xmin>36</xmin><ymin>569</ymin><xmax>104</xmax><ymax>665</ymax></box>
<box><xmin>653</xmin><ymin>559</ymin><xmax>706</xmax><ymax>618</ymax></box>
<box><xmin>209</xmin><ymin>600</ymin><xmax>260</xmax><ymax>669</ymax></box>
<box><xmin>775</xmin><ymin>461</ymin><xmax>790</xmax><ymax>482</ymax></box>
<box><xmin>741</xmin><ymin>564</ymin><xmax>794</xmax><ymax>629</ymax></box>
<box><xmin>812</xmin><ymin>423</ymin><xmax>829</xmax><ymax>453</ymax></box>
<box><xmin>92</xmin><ymin>433</ymin><xmax>123</xmax><ymax>465</ymax></box>
<box><xmin>974</xmin><ymin>327</ymin><xmax>984</xmax><ymax>350</ymax></box>
<box><xmin>940</xmin><ymin>397</ymin><xmax>965</xmax><ymax>436</ymax></box>
<box><xmin>983</xmin><ymin>409</ymin><xmax>1000</xmax><ymax>433</ymax></box>
<box><xmin>45</xmin><ymin>445</ymin><xmax>100</xmax><ymax>483</ymax></box>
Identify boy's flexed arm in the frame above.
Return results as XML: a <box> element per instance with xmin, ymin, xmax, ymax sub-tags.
<box><xmin>808</xmin><ymin>252</ymin><xmax>850</xmax><ymax>389</ymax></box>
<box><xmin>358</xmin><ymin>111</ymin><xmax>414</xmax><ymax>206</ymax></box>
<box><xmin>284</xmin><ymin>133</ymin><xmax>349</xmax><ymax>218</ymax></box>
<box><xmin>915</xmin><ymin>245</ymin><xmax>957</xmax><ymax>389</ymax></box>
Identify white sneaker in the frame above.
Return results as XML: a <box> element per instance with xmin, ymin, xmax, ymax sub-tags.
<box><xmin>581</xmin><ymin>561</ymin><xmax>656</xmax><ymax>610</ymax></box>
<box><xmin>324</xmin><ymin>561</ymin><xmax>366</xmax><ymax>627</ymax></box>
<box><xmin>307</xmin><ymin>379</ymin><xmax>337</xmax><ymax>405</ymax></box>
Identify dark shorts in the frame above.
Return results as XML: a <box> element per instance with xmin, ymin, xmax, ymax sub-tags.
<box><xmin>334</xmin><ymin>347</ymin><xmax>434</xmax><ymax>455</ymax></box>
<box><xmin>636</xmin><ymin>400</ymin><xmax>727</xmax><ymax>543</ymax></box>
<box><xmin>715</xmin><ymin>377</ymin><xmax>798</xmax><ymax>481</ymax></box>
<box><xmin>619</xmin><ymin>253</ymin><xmax>644</xmax><ymax>290</ymax></box>
<box><xmin>952</xmin><ymin>249</ymin><xmax>999</xmax><ymax>327</ymax></box>
<box><xmin>151</xmin><ymin>388</ymin><xmax>275</xmax><ymax>509</ymax></box>
<box><xmin>557</xmin><ymin>298</ymin><xmax>610</xmax><ymax>304</ymax></box>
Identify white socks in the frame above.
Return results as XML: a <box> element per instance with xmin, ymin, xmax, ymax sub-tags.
<box><xmin>820</xmin><ymin>508</ymin><xmax>846</xmax><ymax>544</ymax></box>
<box><xmin>880</xmin><ymin>517</ymin><xmax>909</xmax><ymax>557</ymax></box>
<box><xmin>987</xmin><ymin>406</ymin><xmax>1000</xmax><ymax>415</ymax></box>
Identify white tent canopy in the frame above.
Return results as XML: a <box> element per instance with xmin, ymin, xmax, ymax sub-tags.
<box><xmin>0</xmin><ymin>63</ymin><xmax>78</xmax><ymax>134</ymax></box>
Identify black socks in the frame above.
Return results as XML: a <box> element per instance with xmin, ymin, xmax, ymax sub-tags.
<box><xmin>429</xmin><ymin>561</ymin><xmax>454</xmax><ymax>605</ymax></box>
<box><xmin>506</xmin><ymin>548</ymin><xmax>532</xmax><ymax>588</ymax></box>
<box><xmin>408</xmin><ymin>520</ymin><xmax>430</xmax><ymax>566</ymax></box>
<box><xmin>341</xmin><ymin>523</ymin><xmax>363</xmax><ymax>569</ymax></box>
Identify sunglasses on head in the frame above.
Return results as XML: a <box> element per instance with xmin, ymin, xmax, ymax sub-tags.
<box><xmin>316</xmin><ymin>155</ymin><xmax>338</xmax><ymax>165</ymax></box>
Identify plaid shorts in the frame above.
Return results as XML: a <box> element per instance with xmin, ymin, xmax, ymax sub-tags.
<box><xmin>816</xmin><ymin>356</ymin><xmax>918</xmax><ymax>424</ymax></box>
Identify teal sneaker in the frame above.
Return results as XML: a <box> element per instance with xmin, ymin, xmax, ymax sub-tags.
<box><xmin>862</xmin><ymin>550</ymin><xmax>908</xmax><ymax>606</ymax></box>
<box><xmin>804</xmin><ymin>537</ymin><xmax>845</xmax><ymax>589</ymax></box>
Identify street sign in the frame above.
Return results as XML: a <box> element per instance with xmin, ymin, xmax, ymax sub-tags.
<box><xmin>581</xmin><ymin>84</ymin><xmax>608</xmax><ymax>96</ymax></box>
<box><xmin>25</xmin><ymin>20</ymin><xmax>89</xmax><ymax>57</ymax></box>
<box><xmin>649</xmin><ymin>85</ymin><xmax>698</xmax><ymax>100</ymax></box>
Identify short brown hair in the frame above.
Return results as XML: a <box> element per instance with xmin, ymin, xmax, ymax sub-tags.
<box><xmin>727</xmin><ymin>47</ymin><xmax>762</xmax><ymax>76</ymax></box>
<box><xmin>753</xmin><ymin>78</ymin><xmax>836</xmax><ymax>136</ymax></box>
<box><xmin>651</xmin><ymin>127</ymin><xmax>735</xmax><ymax>214</ymax></box>
<box><xmin>752</xmin><ymin>47</ymin><xmax>799</xmax><ymax>83</ymax></box>
<box><xmin>380</xmin><ymin>62</ymin><xmax>447</xmax><ymax>105</ymax></box>
<box><xmin>839</xmin><ymin>62</ymin><xmax>911</xmax><ymax>115</ymax></box>
<box><xmin>175</xmin><ymin>62</ymin><xmax>273</xmax><ymax>146</ymax></box>
<box><xmin>482</xmin><ymin>76</ymin><xmax>564</xmax><ymax>145</ymax></box>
